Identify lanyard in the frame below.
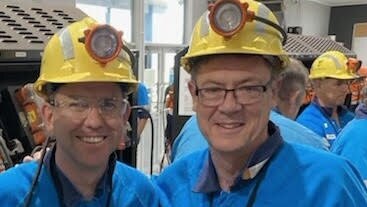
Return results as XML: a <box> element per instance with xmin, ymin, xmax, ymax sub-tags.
<box><xmin>49</xmin><ymin>152</ymin><xmax>112</xmax><ymax>207</ymax></box>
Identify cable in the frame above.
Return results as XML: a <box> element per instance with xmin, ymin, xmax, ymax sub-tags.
<box><xmin>130</xmin><ymin>106</ymin><xmax>155</xmax><ymax>175</ymax></box>
<box><xmin>23</xmin><ymin>136</ymin><xmax>52</xmax><ymax>207</ymax></box>
<box><xmin>254</xmin><ymin>15</ymin><xmax>288</xmax><ymax>45</ymax></box>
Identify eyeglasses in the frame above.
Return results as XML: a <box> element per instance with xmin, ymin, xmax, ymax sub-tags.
<box><xmin>51</xmin><ymin>95</ymin><xmax>129</xmax><ymax>119</ymax></box>
<box><xmin>325</xmin><ymin>78</ymin><xmax>351</xmax><ymax>87</ymax></box>
<box><xmin>195</xmin><ymin>80</ymin><xmax>271</xmax><ymax>106</ymax></box>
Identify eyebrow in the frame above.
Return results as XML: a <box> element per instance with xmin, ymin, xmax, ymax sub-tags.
<box><xmin>198</xmin><ymin>78</ymin><xmax>266</xmax><ymax>86</ymax></box>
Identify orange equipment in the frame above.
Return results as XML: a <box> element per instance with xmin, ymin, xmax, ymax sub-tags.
<box><xmin>15</xmin><ymin>84</ymin><xmax>46</xmax><ymax>145</ymax></box>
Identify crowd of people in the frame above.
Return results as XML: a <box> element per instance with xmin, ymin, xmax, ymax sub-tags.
<box><xmin>1</xmin><ymin>0</ymin><xmax>367</xmax><ymax>206</ymax></box>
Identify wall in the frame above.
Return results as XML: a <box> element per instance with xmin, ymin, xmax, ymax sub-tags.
<box><xmin>329</xmin><ymin>4</ymin><xmax>367</xmax><ymax>49</ymax></box>
<box><xmin>284</xmin><ymin>0</ymin><xmax>330</xmax><ymax>37</ymax></box>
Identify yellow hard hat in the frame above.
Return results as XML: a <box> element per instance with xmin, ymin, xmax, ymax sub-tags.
<box><xmin>309</xmin><ymin>50</ymin><xmax>358</xmax><ymax>80</ymax></box>
<box><xmin>181</xmin><ymin>0</ymin><xmax>289</xmax><ymax>72</ymax></box>
<box><xmin>34</xmin><ymin>17</ymin><xmax>138</xmax><ymax>97</ymax></box>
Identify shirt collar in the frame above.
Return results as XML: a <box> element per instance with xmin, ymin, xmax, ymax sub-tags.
<box><xmin>44</xmin><ymin>146</ymin><xmax>116</xmax><ymax>206</ymax></box>
<box><xmin>193</xmin><ymin>121</ymin><xmax>283</xmax><ymax>193</ymax></box>
<box><xmin>312</xmin><ymin>97</ymin><xmax>347</xmax><ymax>118</ymax></box>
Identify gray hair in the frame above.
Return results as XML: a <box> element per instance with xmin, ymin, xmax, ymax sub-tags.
<box><xmin>276</xmin><ymin>58</ymin><xmax>308</xmax><ymax>101</ymax></box>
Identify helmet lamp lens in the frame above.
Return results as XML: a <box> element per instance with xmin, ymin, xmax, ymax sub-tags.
<box><xmin>90</xmin><ymin>28</ymin><xmax>118</xmax><ymax>59</ymax></box>
<box><xmin>214</xmin><ymin>3</ymin><xmax>242</xmax><ymax>32</ymax></box>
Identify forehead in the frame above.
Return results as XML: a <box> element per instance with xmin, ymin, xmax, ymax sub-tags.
<box><xmin>56</xmin><ymin>82</ymin><xmax>124</xmax><ymax>97</ymax></box>
<box><xmin>195</xmin><ymin>54</ymin><xmax>271</xmax><ymax>83</ymax></box>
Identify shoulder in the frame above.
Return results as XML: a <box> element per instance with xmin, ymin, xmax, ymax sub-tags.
<box><xmin>112</xmin><ymin>162</ymin><xmax>162</xmax><ymax>206</ymax></box>
<box><xmin>0</xmin><ymin>162</ymin><xmax>38</xmax><ymax>205</ymax></box>
<box><xmin>332</xmin><ymin>119</ymin><xmax>367</xmax><ymax>152</ymax></box>
<box><xmin>278</xmin><ymin>143</ymin><xmax>364</xmax><ymax>178</ymax></box>
<box><xmin>272</xmin><ymin>144</ymin><xmax>367</xmax><ymax>205</ymax></box>
<box><xmin>114</xmin><ymin>162</ymin><xmax>154</xmax><ymax>189</ymax></box>
<box><xmin>297</xmin><ymin>103</ymin><xmax>324</xmax><ymax>121</ymax></box>
<box><xmin>156</xmin><ymin>150</ymin><xmax>206</xmax><ymax>186</ymax></box>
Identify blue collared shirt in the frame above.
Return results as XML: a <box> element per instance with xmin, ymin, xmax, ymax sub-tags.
<box><xmin>297</xmin><ymin>98</ymin><xmax>354</xmax><ymax>146</ymax></box>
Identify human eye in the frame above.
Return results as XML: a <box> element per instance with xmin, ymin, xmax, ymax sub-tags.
<box><xmin>68</xmin><ymin>99</ymin><xmax>88</xmax><ymax>111</ymax></box>
<box><xmin>236</xmin><ymin>85</ymin><xmax>262</xmax><ymax>96</ymax></box>
<box><xmin>100</xmin><ymin>99</ymin><xmax>119</xmax><ymax>112</ymax></box>
<box><xmin>201</xmin><ymin>87</ymin><xmax>223</xmax><ymax>97</ymax></box>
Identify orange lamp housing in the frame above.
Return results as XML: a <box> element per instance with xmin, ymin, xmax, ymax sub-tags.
<box><xmin>208</xmin><ymin>0</ymin><xmax>254</xmax><ymax>38</ymax></box>
<box><xmin>347</xmin><ymin>58</ymin><xmax>362</xmax><ymax>74</ymax></box>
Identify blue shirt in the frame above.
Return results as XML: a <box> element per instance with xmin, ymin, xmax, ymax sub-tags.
<box><xmin>0</xmin><ymin>147</ymin><xmax>163</xmax><ymax>207</ymax></box>
<box><xmin>156</xmin><ymin>123</ymin><xmax>367</xmax><ymax>206</ymax></box>
<box><xmin>171</xmin><ymin>111</ymin><xmax>328</xmax><ymax>162</ymax></box>
<box><xmin>332</xmin><ymin>103</ymin><xmax>367</xmax><ymax>185</ymax></box>
<box><xmin>137</xmin><ymin>83</ymin><xmax>151</xmax><ymax>119</ymax></box>
<box><xmin>297</xmin><ymin>99</ymin><xmax>354</xmax><ymax>146</ymax></box>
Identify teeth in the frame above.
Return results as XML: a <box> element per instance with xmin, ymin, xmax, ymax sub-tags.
<box><xmin>79</xmin><ymin>136</ymin><xmax>104</xmax><ymax>144</ymax></box>
<box><xmin>219</xmin><ymin>124</ymin><xmax>241</xmax><ymax>129</ymax></box>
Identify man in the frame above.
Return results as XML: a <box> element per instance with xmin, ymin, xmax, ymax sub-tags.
<box><xmin>0</xmin><ymin>17</ymin><xmax>162</xmax><ymax>206</ymax></box>
<box><xmin>332</xmin><ymin>86</ymin><xmax>367</xmax><ymax>186</ymax></box>
<box><xmin>296</xmin><ymin>50</ymin><xmax>358</xmax><ymax>146</ymax></box>
<box><xmin>171</xmin><ymin>58</ymin><xmax>329</xmax><ymax>162</ymax></box>
<box><xmin>136</xmin><ymin>82</ymin><xmax>151</xmax><ymax>139</ymax></box>
<box><xmin>273</xmin><ymin>58</ymin><xmax>308</xmax><ymax>120</ymax></box>
<box><xmin>155</xmin><ymin>0</ymin><xmax>367</xmax><ymax>206</ymax></box>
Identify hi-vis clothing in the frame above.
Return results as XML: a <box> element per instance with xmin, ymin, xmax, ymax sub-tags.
<box><xmin>296</xmin><ymin>99</ymin><xmax>354</xmax><ymax>146</ymax></box>
<box><xmin>171</xmin><ymin>111</ymin><xmax>328</xmax><ymax>162</ymax></box>
<box><xmin>0</xmin><ymin>148</ymin><xmax>162</xmax><ymax>207</ymax></box>
<box><xmin>332</xmin><ymin>103</ymin><xmax>367</xmax><ymax>186</ymax></box>
<box><xmin>156</xmin><ymin>122</ymin><xmax>367</xmax><ymax>207</ymax></box>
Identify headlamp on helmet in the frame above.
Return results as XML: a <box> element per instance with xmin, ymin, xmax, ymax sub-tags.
<box><xmin>208</xmin><ymin>0</ymin><xmax>287</xmax><ymax>44</ymax></box>
<box><xmin>81</xmin><ymin>24</ymin><xmax>123</xmax><ymax>64</ymax></box>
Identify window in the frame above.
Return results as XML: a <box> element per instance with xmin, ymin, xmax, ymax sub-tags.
<box><xmin>76</xmin><ymin>0</ymin><xmax>132</xmax><ymax>42</ymax></box>
<box><xmin>145</xmin><ymin>0</ymin><xmax>184</xmax><ymax>44</ymax></box>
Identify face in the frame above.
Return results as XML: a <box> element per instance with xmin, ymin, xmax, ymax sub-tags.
<box><xmin>188</xmin><ymin>55</ymin><xmax>274</xmax><ymax>156</ymax></box>
<box><xmin>43</xmin><ymin>82</ymin><xmax>130</xmax><ymax>170</ymax></box>
<box><xmin>314</xmin><ymin>78</ymin><xmax>350</xmax><ymax>107</ymax></box>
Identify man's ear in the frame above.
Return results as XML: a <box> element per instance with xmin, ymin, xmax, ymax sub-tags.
<box><xmin>41</xmin><ymin>103</ymin><xmax>54</xmax><ymax>135</ymax></box>
<box><xmin>188</xmin><ymin>80</ymin><xmax>197</xmax><ymax>112</ymax></box>
<box><xmin>123</xmin><ymin>105</ymin><xmax>131</xmax><ymax>122</ymax></box>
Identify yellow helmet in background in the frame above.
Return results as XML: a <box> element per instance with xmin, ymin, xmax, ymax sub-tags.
<box><xmin>181</xmin><ymin>0</ymin><xmax>289</xmax><ymax>72</ymax></box>
<box><xmin>34</xmin><ymin>17</ymin><xmax>138</xmax><ymax>97</ymax></box>
<box><xmin>309</xmin><ymin>50</ymin><xmax>358</xmax><ymax>80</ymax></box>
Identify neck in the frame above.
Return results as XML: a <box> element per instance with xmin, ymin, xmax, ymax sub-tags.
<box><xmin>55</xmin><ymin>149</ymin><xmax>108</xmax><ymax>199</ymax></box>
<box><xmin>211</xmin><ymin>149</ymin><xmax>252</xmax><ymax>192</ymax></box>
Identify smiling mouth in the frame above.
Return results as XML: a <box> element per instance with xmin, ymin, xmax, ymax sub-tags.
<box><xmin>77</xmin><ymin>136</ymin><xmax>107</xmax><ymax>144</ymax></box>
<box><xmin>217</xmin><ymin>123</ymin><xmax>243</xmax><ymax>129</ymax></box>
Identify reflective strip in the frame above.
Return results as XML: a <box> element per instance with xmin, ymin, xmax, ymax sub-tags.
<box><xmin>254</xmin><ymin>4</ymin><xmax>270</xmax><ymax>35</ymax></box>
<box><xmin>200</xmin><ymin>11</ymin><xmax>209</xmax><ymax>38</ymax></box>
<box><xmin>323</xmin><ymin>54</ymin><xmax>343</xmax><ymax>70</ymax></box>
<box><xmin>58</xmin><ymin>27</ymin><xmax>75</xmax><ymax>60</ymax></box>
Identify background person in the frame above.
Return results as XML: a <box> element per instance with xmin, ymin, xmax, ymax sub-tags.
<box><xmin>155</xmin><ymin>1</ymin><xmax>367</xmax><ymax>206</ymax></box>
<box><xmin>136</xmin><ymin>82</ymin><xmax>151</xmax><ymax>139</ymax></box>
<box><xmin>297</xmin><ymin>50</ymin><xmax>358</xmax><ymax>146</ymax></box>
<box><xmin>0</xmin><ymin>17</ymin><xmax>162</xmax><ymax>206</ymax></box>
<box><xmin>332</xmin><ymin>85</ymin><xmax>367</xmax><ymax>186</ymax></box>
